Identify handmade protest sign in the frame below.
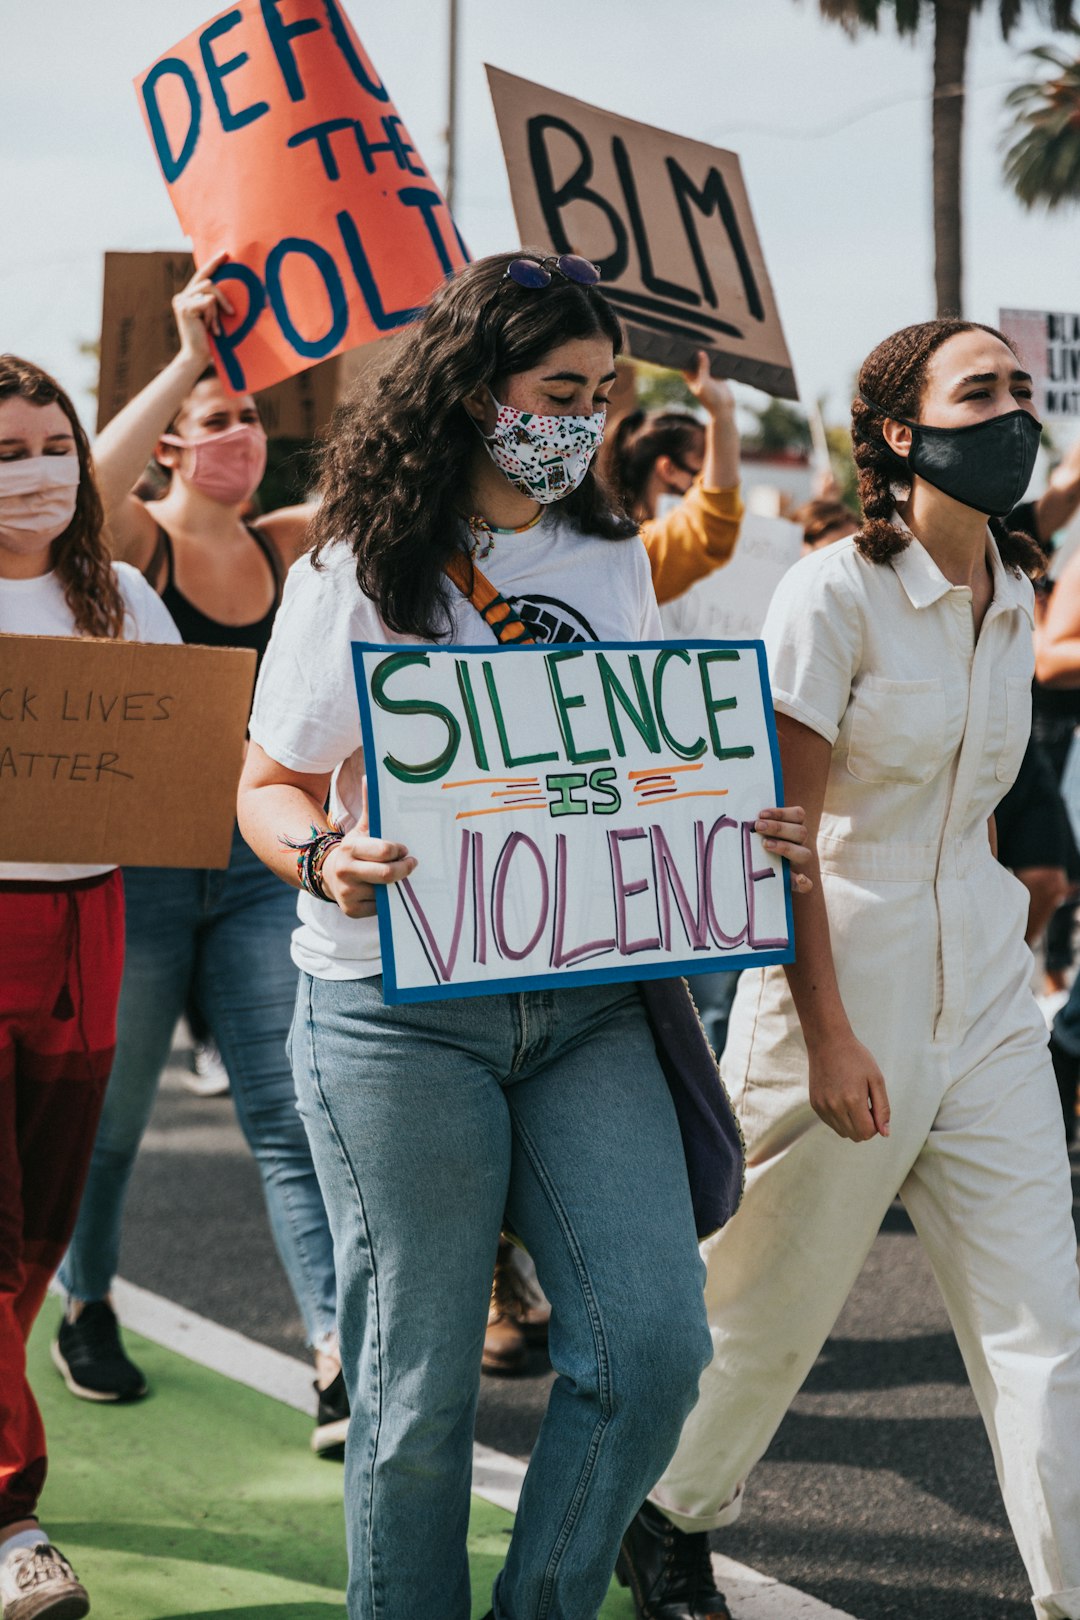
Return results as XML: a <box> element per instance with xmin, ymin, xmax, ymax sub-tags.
<box><xmin>1000</xmin><ymin>308</ymin><xmax>1080</xmax><ymax>419</ymax></box>
<box><xmin>135</xmin><ymin>0</ymin><xmax>469</xmax><ymax>395</ymax></box>
<box><xmin>0</xmin><ymin>636</ymin><xmax>255</xmax><ymax>868</ymax></box>
<box><xmin>354</xmin><ymin>639</ymin><xmax>792</xmax><ymax>1004</ymax></box>
<box><xmin>487</xmin><ymin>67</ymin><xmax>797</xmax><ymax>399</ymax></box>
<box><xmin>660</xmin><ymin>514</ymin><xmax>802</xmax><ymax>641</ymax></box>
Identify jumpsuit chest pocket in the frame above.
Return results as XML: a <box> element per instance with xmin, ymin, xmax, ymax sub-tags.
<box><xmin>995</xmin><ymin>676</ymin><xmax>1033</xmax><ymax>784</ymax></box>
<box><xmin>846</xmin><ymin>676</ymin><xmax>947</xmax><ymax>785</ymax></box>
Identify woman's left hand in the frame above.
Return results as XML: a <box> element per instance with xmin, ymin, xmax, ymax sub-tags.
<box><xmin>755</xmin><ymin>805</ymin><xmax>812</xmax><ymax>893</ymax></box>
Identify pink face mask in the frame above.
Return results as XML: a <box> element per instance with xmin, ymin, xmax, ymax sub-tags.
<box><xmin>159</xmin><ymin>422</ymin><xmax>267</xmax><ymax>506</ymax></box>
<box><xmin>0</xmin><ymin>456</ymin><xmax>80</xmax><ymax>555</ymax></box>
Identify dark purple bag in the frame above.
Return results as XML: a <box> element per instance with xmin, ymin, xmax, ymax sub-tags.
<box><xmin>638</xmin><ymin>977</ymin><xmax>745</xmax><ymax>1240</ymax></box>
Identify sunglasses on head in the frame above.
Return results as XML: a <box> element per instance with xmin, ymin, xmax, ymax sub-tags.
<box><xmin>503</xmin><ymin>254</ymin><xmax>601</xmax><ymax>289</ymax></box>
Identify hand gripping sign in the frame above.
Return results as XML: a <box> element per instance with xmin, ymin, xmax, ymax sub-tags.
<box><xmin>354</xmin><ymin>639</ymin><xmax>793</xmax><ymax>1004</ymax></box>
<box><xmin>136</xmin><ymin>0</ymin><xmax>470</xmax><ymax>395</ymax></box>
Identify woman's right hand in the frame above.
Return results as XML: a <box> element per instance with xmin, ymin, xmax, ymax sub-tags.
<box><xmin>807</xmin><ymin>1031</ymin><xmax>891</xmax><ymax>1142</ymax></box>
<box><xmin>172</xmin><ymin>251</ymin><xmax>235</xmax><ymax>363</ymax></box>
<box><xmin>319</xmin><ymin>778</ymin><xmax>417</xmax><ymax>918</ymax></box>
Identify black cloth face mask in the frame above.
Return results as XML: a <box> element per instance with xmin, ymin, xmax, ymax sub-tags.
<box><xmin>860</xmin><ymin>394</ymin><xmax>1041</xmax><ymax>518</ymax></box>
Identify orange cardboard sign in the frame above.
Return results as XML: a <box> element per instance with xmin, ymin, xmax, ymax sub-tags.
<box><xmin>135</xmin><ymin>0</ymin><xmax>469</xmax><ymax>395</ymax></box>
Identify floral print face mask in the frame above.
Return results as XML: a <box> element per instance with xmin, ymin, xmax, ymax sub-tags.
<box><xmin>476</xmin><ymin>390</ymin><xmax>606</xmax><ymax>503</ymax></box>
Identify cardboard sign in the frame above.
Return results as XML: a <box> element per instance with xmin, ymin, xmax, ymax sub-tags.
<box><xmin>0</xmin><ymin>636</ymin><xmax>255</xmax><ymax>868</ymax></box>
<box><xmin>660</xmin><ymin>513</ymin><xmax>803</xmax><ymax>641</ymax></box>
<box><xmin>96</xmin><ymin>250</ymin><xmax>345</xmax><ymax>437</ymax></box>
<box><xmin>354</xmin><ymin>639</ymin><xmax>793</xmax><ymax>1004</ymax></box>
<box><xmin>136</xmin><ymin>0</ymin><xmax>469</xmax><ymax>395</ymax></box>
<box><xmin>1000</xmin><ymin>308</ymin><xmax>1080</xmax><ymax>419</ymax></box>
<box><xmin>487</xmin><ymin>68</ymin><xmax>796</xmax><ymax>400</ymax></box>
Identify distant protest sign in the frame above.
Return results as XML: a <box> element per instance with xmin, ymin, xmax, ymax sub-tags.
<box><xmin>135</xmin><ymin>1</ymin><xmax>469</xmax><ymax>395</ymax></box>
<box><xmin>1000</xmin><ymin>308</ymin><xmax>1080</xmax><ymax>419</ymax></box>
<box><xmin>660</xmin><ymin>514</ymin><xmax>803</xmax><ymax>641</ymax></box>
<box><xmin>0</xmin><ymin>636</ymin><xmax>255</xmax><ymax>868</ymax></box>
<box><xmin>353</xmin><ymin>640</ymin><xmax>793</xmax><ymax>1004</ymax></box>
<box><xmin>487</xmin><ymin>68</ymin><xmax>797</xmax><ymax>399</ymax></box>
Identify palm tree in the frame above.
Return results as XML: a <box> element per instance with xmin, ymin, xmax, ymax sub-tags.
<box><xmin>813</xmin><ymin>1</ymin><xmax>1076</xmax><ymax>316</ymax></box>
<box><xmin>1003</xmin><ymin>27</ymin><xmax>1080</xmax><ymax>206</ymax></box>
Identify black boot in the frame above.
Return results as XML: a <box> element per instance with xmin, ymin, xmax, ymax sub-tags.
<box><xmin>616</xmin><ymin>1501</ymin><xmax>732</xmax><ymax>1619</ymax></box>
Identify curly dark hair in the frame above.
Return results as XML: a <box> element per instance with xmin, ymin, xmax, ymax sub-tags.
<box><xmin>602</xmin><ymin>408</ymin><xmax>705</xmax><ymax>522</ymax></box>
<box><xmin>309</xmin><ymin>251</ymin><xmax>638</xmax><ymax>640</ymax></box>
<box><xmin>0</xmin><ymin>354</ymin><xmax>125</xmax><ymax>637</ymax></box>
<box><xmin>852</xmin><ymin>319</ymin><xmax>1043</xmax><ymax>578</ymax></box>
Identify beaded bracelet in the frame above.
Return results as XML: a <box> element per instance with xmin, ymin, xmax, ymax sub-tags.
<box><xmin>280</xmin><ymin>822</ymin><xmax>344</xmax><ymax>903</ymax></box>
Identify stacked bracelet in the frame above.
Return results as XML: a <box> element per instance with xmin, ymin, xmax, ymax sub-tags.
<box><xmin>280</xmin><ymin>823</ymin><xmax>344</xmax><ymax>903</ymax></box>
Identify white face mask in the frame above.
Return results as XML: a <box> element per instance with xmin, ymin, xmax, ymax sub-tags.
<box><xmin>478</xmin><ymin>391</ymin><xmax>606</xmax><ymax>503</ymax></box>
<box><xmin>0</xmin><ymin>455</ymin><xmax>80</xmax><ymax>555</ymax></box>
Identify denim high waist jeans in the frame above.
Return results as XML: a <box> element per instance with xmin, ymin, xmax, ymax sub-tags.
<box><xmin>290</xmin><ymin>973</ymin><xmax>710</xmax><ymax>1620</ymax></box>
<box><xmin>60</xmin><ymin>825</ymin><xmax>337</xmax><ymax>1346</ymax></box>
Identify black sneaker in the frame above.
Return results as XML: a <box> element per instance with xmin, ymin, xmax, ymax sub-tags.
<box><xmin>311</xmin><ymin>1369</ymin><xmax>349</xmax><ymax>1458</ymax></box>
<box><xmin>51</xmin><ymin>1299</ymin><xmax>148</xmax><ymax>1403</ymax></box>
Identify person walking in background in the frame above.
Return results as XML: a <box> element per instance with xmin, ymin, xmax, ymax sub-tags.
<box><xmin>236</xmin><ymin>250</ymin><xmax>811</xmax><ymax>1620</ymax></box>
<box><xmin>618</xmin><ymin>320</ymin><xmax>1080</xmax><ymax>1620</ymax></box>
<box><xmin>0</xmin><ymin>356</ymin><xmax>180</xmax><ymax>1620</ymax></box>
<box><xmin>54</xmin><ymin>260</ymin><xmax>346</xmax><ymax>1458</ymax></box>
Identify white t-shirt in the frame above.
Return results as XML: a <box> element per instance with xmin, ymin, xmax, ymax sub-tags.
<box><xmin>249</xmin><ymin>512</ymin><xmax>662</xmax><ymax>979</ymax></box>
<box><xmin>0</xmin><ymin>561</ymin><xmax>182</xmax><ymax>882</ymax></box>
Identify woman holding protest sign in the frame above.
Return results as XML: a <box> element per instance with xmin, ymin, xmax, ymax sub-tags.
<box><xmin>0</xmin><ymin>355</ymin><xmax>181</xmax><ymax>1620</ymax></box>
<box><xmin>621</xmin><ymin>320</ymin><xmax>1080</xmax><ymax>1620</ymax></box>
<box><xmin>54</xmin><ymin>259</ymin><xmax>347</xmax><ymax>1460</ymax></box>
<box><xmin>236</xmin><ymin>250</ymin><xmax>811</xmax><ymax>1620</ymax></box>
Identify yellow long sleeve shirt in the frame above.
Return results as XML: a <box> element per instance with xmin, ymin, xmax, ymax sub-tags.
<box><xmin>641</xmin><ymin>481</ymin><xmax>744</xmax><ymax>607</ymax></box>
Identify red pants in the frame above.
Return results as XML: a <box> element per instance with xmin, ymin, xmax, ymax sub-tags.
<box><xmin>0</xmin><ymin>871</ymin><xmax>124</xmax><ymax>1527</ymax></box>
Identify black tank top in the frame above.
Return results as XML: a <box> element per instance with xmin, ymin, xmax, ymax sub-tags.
<box><xmin>145</xmin><ymin>522</ymin><xmax>285</xmax><ymax>677</ymax></box>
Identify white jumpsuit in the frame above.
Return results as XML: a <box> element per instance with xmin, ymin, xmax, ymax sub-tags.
<box><xmin>652</xmin><ymin>531</ymin><xmax>1080</xmax><ymax>1620</ymax></box>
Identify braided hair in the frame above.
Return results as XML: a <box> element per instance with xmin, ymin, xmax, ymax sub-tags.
<box><xmin>852</xmin><ymin>319</ymin><xmax>1043</xmax><ymax>578</ymax></box>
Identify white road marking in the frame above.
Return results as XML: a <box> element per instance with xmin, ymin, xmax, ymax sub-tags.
<box><xmin>88</xmin><ymin>1276</ymin><xmax>857</xmax><ymax>1618</ymax></box>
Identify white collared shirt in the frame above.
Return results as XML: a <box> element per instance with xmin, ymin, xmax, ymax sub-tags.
<box><xmin>762</xmin><ymin>527</ymin><xmax>1035</xmax><ymax>1044</ymax></box>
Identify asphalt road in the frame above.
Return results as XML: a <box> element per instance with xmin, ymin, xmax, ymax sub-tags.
<box><xmin>112</xmin><ymin>1025</ymin><xmax>1080</xmax><ymax>1620</ymax></box>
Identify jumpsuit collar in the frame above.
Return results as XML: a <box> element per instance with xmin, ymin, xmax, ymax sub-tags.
<box><xmin>887</xmin><ymin>517</ymin><xmax>1034</xmax><ymax>627</ymax></box>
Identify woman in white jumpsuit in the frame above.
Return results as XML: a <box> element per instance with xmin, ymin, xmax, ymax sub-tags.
<box><xmin>622</xmin><ymin>320</ymin><xmax>1080</xmax><ymax>1620</ymax></box>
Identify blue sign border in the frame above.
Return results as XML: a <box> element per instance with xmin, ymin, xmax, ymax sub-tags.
<box><xmin>352</xmin><ymin>638</ymin><xmax>795</xmax><ymax>1005</ymax></box>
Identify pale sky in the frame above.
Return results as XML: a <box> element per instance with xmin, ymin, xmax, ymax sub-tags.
<box><xmin>4</xmin><ymin>0</ymin><xmax>1080</xmax><ymax>435</ymax></box>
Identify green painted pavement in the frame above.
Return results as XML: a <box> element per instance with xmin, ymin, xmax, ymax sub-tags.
<box><xmin>28</xmin><ymin>1299</ymin><xmax>634</xmax><ymax>1619</ymax></box>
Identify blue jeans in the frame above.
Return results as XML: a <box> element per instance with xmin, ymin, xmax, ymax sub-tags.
<box><xmin>291</xmin><ymin>973</ymin><xmax>711</xmax><ymax>1620</ymax></box>
<box><xmin>59</xmin><ymin>825</ymin><xmax>337</xmax><ymax>1346</ymax></box>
